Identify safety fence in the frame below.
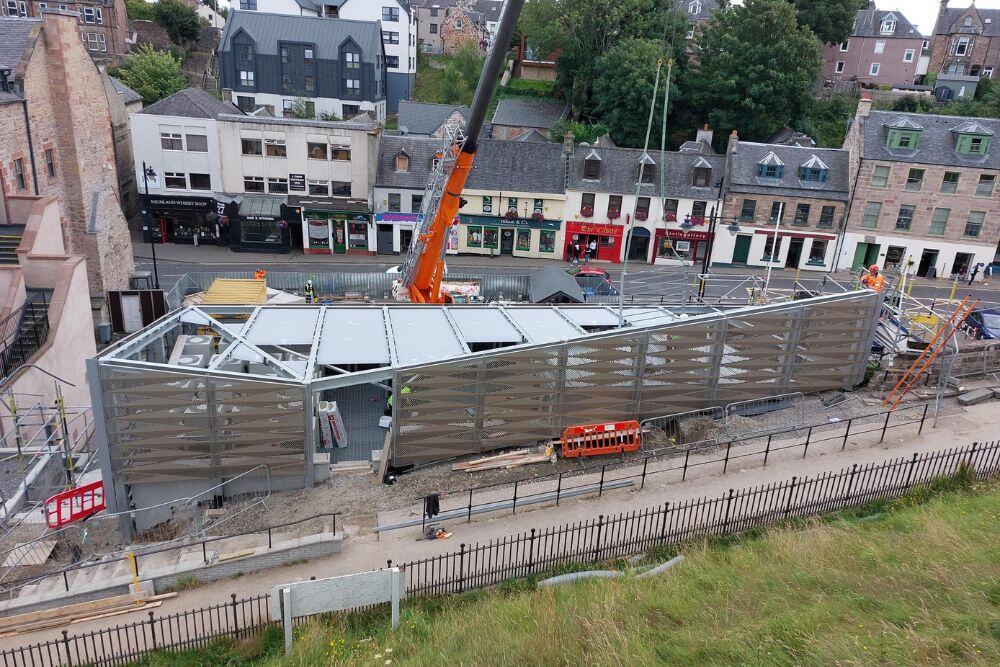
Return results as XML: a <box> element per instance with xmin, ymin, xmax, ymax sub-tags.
<box><xmin>376</xmin><ymin>403</ymin><xmax>927</xmax><ymax>533</ymax></box>
<box><xmin>2</xmin><ymin>440</ymin><xmax>996</xmax><ymax>666</ymax></box>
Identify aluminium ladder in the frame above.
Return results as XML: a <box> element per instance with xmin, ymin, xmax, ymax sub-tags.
<box><xmin>882</xmin><ymin>295</ymin><xmax>978</xmax><ymax>412</ymax></box>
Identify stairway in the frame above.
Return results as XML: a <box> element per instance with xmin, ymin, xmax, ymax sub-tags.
<box><xmin>0</xmin><ymin>294</ymin><xmax>50</xmax><ymax>380</ymax></box>
<box><xmin>0</xmin><ymin>225</ymin><xmax>24</xmax><ymax>265</ymax></box>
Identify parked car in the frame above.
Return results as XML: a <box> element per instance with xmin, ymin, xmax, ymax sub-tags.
<box><xmin>964</xmin><ymin>308</ymin><xmax>1000</xmax><ymax>340</ymax></box>
<box><xmin>566</xmin><ymin>266</ymin><xmax>619</xmax><ymax>297</ymax></box>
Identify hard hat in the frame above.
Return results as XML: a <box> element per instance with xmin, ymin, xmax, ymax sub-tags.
<box><xmin>307</xmin><ymin>279</ymin><xmax>313</xmax><ymax>286</ymax></box>
<box><xmin>869</xmin><ymin>264</ymin><xmax>879</xmax><ymax>273</ymax></box>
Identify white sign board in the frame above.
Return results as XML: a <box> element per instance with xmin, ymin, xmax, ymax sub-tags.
<box><xmin>270</xmin><ymin>568</ymin><xmax>405</xmax><ymax>653</ymax></box>
<box><xmin>317</xmin><ymin>400</ymin><xmax>349</xmax><ymax>449</ymax></box>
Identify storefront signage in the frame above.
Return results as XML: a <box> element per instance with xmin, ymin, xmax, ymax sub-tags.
<box><xmin>289</xmin><ymin>174</ymin><xmax>306</xmax><ymax>191</ymax></box>
<box><xmin>566</xmin><ymin>222</ymin><xmax>623</xmax><ymax>236</ymax></box>
<box><xmin>460</xmin><ymin>214</ymin><xmax>560</xmax><ymax>231</ymax></box>
<box><xmin>147</xmin><ymin>196</ymin><xmax>215</xmax><ymax>211</ymax></box>
<box><xmin>375</xmin><ymin>212</ymin><xmax>420</xmax><ymax>224</ymax></box>
<box><xmin>666</xmin><ymin>229</ymin><xmax>711</xmax><ymax>241</ymax></box>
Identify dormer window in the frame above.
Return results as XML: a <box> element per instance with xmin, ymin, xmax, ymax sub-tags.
<box><xmin>880</xmin><ymin>19</ymin><xmax>896</xmax><ymax>34</ymax></box>
<box><xmin>964</xmin><ymin>17</ymin><xmax>973</xmax><ymax>27</ymax></box>
<box><xmin>688</xmin><ymin>1</ymin><xmax>702</xmax><ymax>15</ymax></box>
<box><xmin>583</xmin><ymin>149</ymin><xmax>601</xmax><ymax>179</ymax></box>
<box><xmin>799</xmin><ymin>155</ymin><xmax>829</xmax><ymax>182</ymax></box>
<box><xmin>638</xmin><ymin>154</ymin><xmax>655</xmax><ymax>184</ymax></box>
<box><xmin>885</xmin><ymin>116</ymin><xmax>924</xmax><ymax>150</ymax></box>
<box><xmin>692</xmin><ymin>157</ymin><xmax>712</xmax><ymax>186</ymax></box>
<box><xmin>957</xmin><ymin>134</ymin><xmax>992</xmax><ymax>155</ymax></box>
<box><xmin>756</xmin><ymin>151</ymin><xmax>784</xmax><ymax>179</ymax></box>
<box><xmin>394</xmin><ymin>151</ymin><xmax>410</xmax><ymax>172</ymax></box>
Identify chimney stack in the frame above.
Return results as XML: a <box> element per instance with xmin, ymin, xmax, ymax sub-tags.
<box><xmin>857</xmin><ymin>95</ymin><xmax>873</xmax><ymax>118</ymax></box>
<box><xmin>562</xmin><ymin>130</ymin><xmax>575</xmax><ymax>155</ymax></box>
<box><xmin>696</xmin><ymin>124</ymin><xmax>714</xmax><ymax>146</ymax></box>
<box><xmin>727</xmin><ymin>129</ymin><xmax>739</xmax><ymax>155</ymax></box>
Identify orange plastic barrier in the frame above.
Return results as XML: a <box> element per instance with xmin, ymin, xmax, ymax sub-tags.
<box><xmin>44</xmin><ymin>480</ymin><xmax>106</xmax><ymax>528</ymax></box>
<box><xmin>561</xmin><ymin>420</ymin><xmax>641</xmax><ymax>458</ymax></box>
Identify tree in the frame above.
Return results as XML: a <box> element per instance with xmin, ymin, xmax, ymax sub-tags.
<box><xmin>438</xmin><ymin>43</ymin><xmax>484</xmax><ymax>105</ymax></box>
<box><xmin>124</xmin><ymin>0</ymin><xmax>154</xmax><ymax>21</ymax></box>
<box><xmin>153</xmin><ymin>0</ymin><xmax>202</xmax><ymax>44</ymax></box>
<box><xmin>521</xmin><ymin>0</ymin><xmax>689</xmax><ymax>114</ymax></box>
<box><xmin>111</xmin><ymin>45</ymin><xmax>188</xmax><ymax>105</ymax></box>
<box><xmin>696</xmin><ymin>0</ymin><xmax>822</xmax><ymax>141</ymax></box>
<box><xmin>591</xmin><ymin>39</ymin><xmax>667</xmax><ymax>147</ymax></box>
<box><xmin>550</xmin><ymin>119</ymin><xmax>609</xmax><ymax>144</ymax></box>
<box><xmin>786</xmin><ymin>0</ymin><xmax>864</xmax><ymax>45</ymax></box>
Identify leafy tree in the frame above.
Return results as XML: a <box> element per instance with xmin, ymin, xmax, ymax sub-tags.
<box><xmin>591</xmin><ymin>38</ymin><xmax>668</xmax><ymax>147</ymax></box>
<box><xmin>288</xmin><ymin>98</ymin><xmax>317</xmax><ymax>119</ymax></box>
<box><xmin>890</xmin><ymin>95</ymin><xmax>936</xmax><ymax>114</ymax></box>
<box><xmin>124</xmin><ymin>0</ymin><xmax>155</xmax><ymax>21</ymax></box>
<box><xmin>438</xmin><ymin>43</ymin><xmax>484</xmax><ymax>105</ymax></box>
<box><xmin>550</xmin><ymin>119</ymin><xmax>609</xmax><ymax>144</ymax></box>
<box><xmin>794</xmin><ymin>94</ymin><xmax>858</xmax><ymax>147</ymax></box>
<box><xmin>521</xmin><ymin>0</ymin><xmax>689</xmax><ymax>114</ymax></box>
<box><xmin>153</xmin><ymin>0</ymin><xmax>202</xmax><ymax>44</ymax></box>
<box><xmin>111</xmin><ymin>45</ymin><xmax>188</xmax><ymax>105</ymax></box>
<box><xmin>696</xmin><ymin>0</ymin><xmax>821</xmax><ymax>141</ymax></box>
<box><xmin>786</xmin><ymin>0</ymin><xmax>864</xmax><ymax>45</ymax></box>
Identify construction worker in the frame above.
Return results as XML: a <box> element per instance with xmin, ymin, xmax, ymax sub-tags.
<box><xmin>860</xmin><ymin>264</ymin><xmax>886</xmax><ymax>292</ymax></box>
<box><xmin>304</xmin><ymin>279</ymin><xmax>315</xmax><ymax>303</ymax></box>
<box><xmin>385</xmin><ymin>385</ymin><xmax>412</xmax><ymax>416</ymax></box>
<box><xmin>253</xmin><ymin>268</ymin><xmax>267</xmax><ymax>281</ymax></box>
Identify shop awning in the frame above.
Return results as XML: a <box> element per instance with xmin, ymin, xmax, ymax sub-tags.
<box><xmin>288</xmin><ymin>196</ymin><xmax>370</xmax><ymax>215</ymax></box>
<box><xmin>239</xmin><ymin>195</ymin><xmax>286</xmax><ymax>219</ymax></box>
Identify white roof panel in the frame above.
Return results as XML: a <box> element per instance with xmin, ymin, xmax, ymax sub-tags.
<box><xmin>317</xmin><ymin>308</ymin><xmax>391</xmax><ymax>366</ymax></box>
<box><xmin>504</xmin><ymin>308</ymin><xmax>582</xmax><ymax>344</ymax></box>
<box><xmin>558</xmin><ymin>307</ymin><xmax>622</xmax><ymax>328</ymax></box>
<box><xmin>244</xmin><ymin>308</ymin><xmax>320</xmax><ymax>346</ymax></box>
<box><xmin>389</xmin><ymin>308</ymin><xmax>466</xmax><ymax>365</ymax></box>
<box><xmin>447</xmin><ymin>308</ymin><xmax>524</xmax><ymax>344</ymax></box>
<box><xmin>622</xmin><ymin>307</ymin><xmax>677</xmax><ymax>328</ymax></box>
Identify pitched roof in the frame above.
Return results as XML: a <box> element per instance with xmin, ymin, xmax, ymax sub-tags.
<box><xmin>862</xmin><ymin>110</ymin><xmax>1000</xmax><ymax>169</ymax></box>
<box><xmin>138</xmin><ymin>88</ymin><xmax>241</xmax><ymax>119</ymax></box>
<box><xmin>529</xmin><ymin>267</ymin><xmax>584</xmax><ymax>304</ymax></box>
<box><xmin>397</xmin><ymin>100</ymin><xmax>469</xmax><ymax>135</ymax></box>
<box><xmin>0</xmin><ymin>18</ymin><xmax>40</xmax><ymax>71</ymax></box>
<box><xmin>728</xmin><ymin>142</ymin><xmax>850</xmax><ymax>201</ymax></box>
<box><xmin>852</xmin><ymin>7</ymin><xmax>922</xmax><ymax>39</ymax></box>
<box><xmin>466</xmin><ymin>139</ymin><xmax>567</xmax><ymax>194</ymax></box>
<box><xmin>935</xmin><ymin>6</ymin><xmax>1000</xmax><ymax>37</ymax></box>
<box><xmin>516</xmin><ymin>129</ymin><xmax>550</xmax><ymax>143</ymax></box>
<box><xmin>110</xmin><ymin>77</ymin><xmax>143</xmax><ymax>105</ymax></box>
<box><xmin>685</xmin><ymin>0</ymin><xmax>719</xmax><ymax>23</ymax></box>
<box><xmin>376</xmin><ymin>134</ymin><xmax>441</xmax><ymax>189</ymax></box>
<box><xmin>567</xmin><ymin>144</ymin><xmax>725</xmax><ymax>200</ymax></box>
<box><xmin>491</xmin><ymin>98</ymin><xmax>567</xmax><ymax>129</ymax></box>
<box><xmin>221</xmin><ymin>10</ymin><xmax>383</xmax><ymax>62</ymax></box>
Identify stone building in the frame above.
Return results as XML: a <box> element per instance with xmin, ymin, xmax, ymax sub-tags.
<box><xmin>839</xmin><ymin>100</ymin><xmax>999</xmax><ymax>278</ymax></box>
<box><xmin>930</xmin><ymin>0</ymin><xmax>1000</xmax><ymax>78</ymax></box>
<box><xmin>0</xmin><ymin>13</ymin><xmax>134</xmax><ymax>300</ymax></box>
<box><xmin>822</xmin><ymin>3</ymin><xmax>925</xmax><ymax>87</ymax></box>
<box><xmin>1</xmin><ymin>0</ymin><xmax>130</xmax><ymax>65</ymax></box>
<box><xmin>439</xmin><ymin>0</ymin><xmax>488</xmax><ymax>55</ymax></box>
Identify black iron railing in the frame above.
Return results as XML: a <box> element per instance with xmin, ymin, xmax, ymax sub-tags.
<box><xmin>0</xmin><ymin>293</ymin><xmax>50</xmax><ymax>383</ymax></box>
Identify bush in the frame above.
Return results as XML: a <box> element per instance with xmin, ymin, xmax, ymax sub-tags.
<box><xmin>550</xmin><ymin>118</ymin><xmax>608</xmax><ymax>144</ymax></box>
<box><xmin>124</xmin><ymin>0</ymin><xmax>154</xmax><ymax>21</ymax></box>
<box><xmin>153</xmin><ymin>0</ymin><xmax>202</xmax><ymax>44</ymax></box>
<box><xmin>505</xmin><ymin>78</ymin><xmax>559</xmax><ymax>98</ymax></box>
<box><xmin>112</xmin><ymin>45</ymin><xmax>188</xmax><ymax>105</ymax></box>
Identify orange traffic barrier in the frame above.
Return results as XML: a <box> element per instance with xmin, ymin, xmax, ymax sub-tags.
<box><xmin>44</xmin><ymin>480</ymin><xmax>106</xmax><ymax>528</ymax></box>
<box><xmin>561</xmin><ymin>420</ymin><xmax>641</xmax><ymax>458</ymax></box>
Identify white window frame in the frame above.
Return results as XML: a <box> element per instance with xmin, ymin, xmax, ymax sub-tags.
<box><xmin>308</xmin><ymin>180</ymin><xmax>329</xmax><ymax>196</ymax></box>
<box><xmin>955</xmin><ymin>37</ymin><xmax>971</xmax><ymax>56</ymax></box>
<box><xmin>880</xmin><ymin>20</ymin><xmax>895</xmax><ymax>34</ymax></box>
<box><xmin>985</xmin><ymin>66</ymin><xmax>995</xmax><ymax>78</ymax></box>
<box><xmin>840</xmin><ymin>40</ymin><xmax>849</xmax><ymax>52</ymax></box>
<box><xmin>903</xmin><ymin>49</ymin><xmax>915</xmax><ymax>63</ymax></box>
<box><xmin>870</xmin><ymin>62</ymin><xmax>881</xmax><ymax>76</ymax></box>
<box><xmin>164</xmin><ymin>172</ymin><xmax>187</xmax><ymax>190</ymax></box>
<box><xmin>835</xmin><ymin>61</ymin><xmax>845</xmax><ymax>73</ymax></box>
<box><xmin>874</xmin><ymin>40</ymin><xmax>885</xmax><ymax>55</ymax></box>
<box><xmin>160</xmin><ymin>132</ymin><xmax>183</xmax><ymax>151</ymax></box>
<box><xmin>97</xmin><ymin>32</ymin><xmax>106</xmax><ymax>52</ymax></box>
<box><xmin>239</xmin><ymin>70</ymin><xmax>255</xmax><ymax>87</ymax></box>
<box><xmin>922</xmin><ymin>39</ymin><xmax>930</xmax><ymax>50</ymax></box>
<box><xmin>83</xmin><ymin>6</ymin><xmax>95</xmax><ymax>23</ymax></box>
<box><xmin>345</xmin><ymin>78</ymin><xmax>361</xmax><ymax>91</ymax></box>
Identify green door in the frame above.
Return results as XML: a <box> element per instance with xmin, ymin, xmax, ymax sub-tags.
<box><xmin>332</xmin><ymin>220</ymin><xmax>346</xmax><ymax>253</ymax></box>
<box><xmin>851</xmin><ymin>243</ymin><xmax>869</xmax><ymax>271</ymax></box>
<box><xmin>732</xmin><ymin>234</ymin><xmax>752</xmax><ymax>264</ymax></box>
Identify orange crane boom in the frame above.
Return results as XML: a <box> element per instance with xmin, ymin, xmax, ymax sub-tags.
<box><xmin>403</xmin><ymin>0</ymin><xmax>526</xmax><ymax>304</ymax></box>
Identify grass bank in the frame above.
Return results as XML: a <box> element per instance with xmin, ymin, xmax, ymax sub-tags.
<box><xmin>137</xmin><ymin>477</ymin><xmax>1000</xmax><ymax>666</ymax></box>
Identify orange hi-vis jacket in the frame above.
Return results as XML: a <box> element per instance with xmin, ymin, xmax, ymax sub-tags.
<box><xmin>861</xmin><ymin>273</ymin><xmax>886</xmax><ymax>292</ymax></box>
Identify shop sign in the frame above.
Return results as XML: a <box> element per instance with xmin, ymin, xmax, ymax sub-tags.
<box><xmin>665</xmin><ymin>229</ymin><xmax>711</xmax><ymax>241</ymax></box>
<box><xmin>289</xmin><ymin>174</ymin><xmax>306</xmax><ymax>191</ymax></box>
<box><xmin>147</xmin><ymin>196</ymin><xmax>215</xmax><ymax>211</ymax></box>
<box><xmin>460</xmin><ymin>214</ymin><xmax>560</xmax><ymax>231</ymax></box>
<box><xmin>375</xmin><ymin>212</ymin><xmax>420</xmax><ymax>224</ymax></box>
<box><xmin>566</xmin><ymin>222</ymin><xmax>623</xmax><ymax>236</ymax></box>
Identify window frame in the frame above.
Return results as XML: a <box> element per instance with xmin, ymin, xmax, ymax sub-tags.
<box><xmin>792</xmin><ymin>203</ymin><xmax>810</xmax><ymax>226</ymax></box>
<box><xmin>307</xmin><ymin>142</ymin><xmax>329</xmax><ymax>160</ymax></box>
<box><xmin>188</xmin><ymin>173</ymin><xmax>212</xmax><ymax>191</ymax></box>
<box><xmin>243</xmin><ymin>176</ymin><xmax>265</xmax><ymax>193</ymax></box>
<box><xmin>160</xmin><ymin>132</ymin><xmax>183</xmax><ymax>151</ymax></box>
<box><xmin>941</xmin><ymin>171</ymin><xmax>960</xmax><ymax>194</ymax></box>
<box><xmin>861</xmin><ymin>201</ymin><xmax>881</xmax><ymax>229</ymax></box>
<box><xmin>264</xmin><ymin>139</ymin><xmax>287</xmax><ymax>158</ymax></box>
<box><xmin>267</xmin><ymin>177</ymin><xmax>289</xmax><ymax>194</ymax></box>
<box><xmin>818</xmin><ymin>205</ymin><xmax>836</xmax><ymax>228</ymax></box>
<box><xmin>164</xmin><ymin>172</ymin><xmax>187</xmax><ymax>190</ymax></box>
<box><xmin>44</xmin><ymin>148</ymin><xmax>55</xmax><ymax>178</ymax></box>
<box><xmin>739</xmin><ymin>199</ymin><xmax>756</xmax><ymax>223</ymax></box>
<box><xmin>976</xmin><ymin>174</ymin><xmax>996</xmax><ymax>197</ymax></box>
<box><xmin>894</xmin><ymin>204</ymin><xmax>915</xmax><ymax>231</ymax></box>
<box><xmin>13</xmin><ymin>158</ymin><xmax>26</xmax><ymax>191</ymax></box>
<box><xmin>904</xmin><ymin>168</ymin><xmax>925</xmax><ymax>191</ymax></box>
<box><xmin>387</xmin><ymin>192</ymin><xmax>402</xmax><ymax>212</ymax></box>
<box><xmin>964</xmin><ymin>211</ymin><xmax>985</xmax><ymax>237</ymax></box>
<box><xmin>929</xmin><ymin>207</ymin><xmax>950</xmax><ymax>235</ymax></box>
<box><xmin>185</xmin><ymin>134</ymin><xmax>209</xmax><ymax>153</ymax></box>
<box><xmin>308</xmin><ymin>180</ymin><xmax>329</xmax><ymax>197</ymax></box>
<box><xmin>870</xmin><ymin>165</ymin><xmax>890</xmax><ymax>187</ymax></box>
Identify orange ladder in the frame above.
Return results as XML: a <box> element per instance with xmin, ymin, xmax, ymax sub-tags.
<box><xmin>883</xmin><ymin>296</ymin><xmax>978</xmax><ymax>412</ymax></box>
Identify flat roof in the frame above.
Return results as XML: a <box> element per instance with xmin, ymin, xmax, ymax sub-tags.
<box><xmin>504</xmin><ymin>308</ymin><xmax>583</xmax><ymax>343</ymax></box>
<box><xmin>388</xmin><ymin>308</ymin><xmax>467</xmax><ymax>365</ymax></box>
<box><xmin>558</xmin><ymin>306</ymin><xmax>623</xmax><ymax>328</ymax></box>
<box><xmin>245</xmin><ymin>308</ymin><xmax>320</xmax><ymax>346</ymax></box>
<box><xmin>317</xmin><ymin>308</ymin><xmax>392</xmax><ymax>367</ymax></box>
<box><xmin>447</xmin><ymin>307</ymin><xmax>524</xmax><ymax>344</ymax></box>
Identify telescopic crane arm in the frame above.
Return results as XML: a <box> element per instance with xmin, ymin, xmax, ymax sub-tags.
<box><xmin>405</xmin><ymin>0</ymin><xmax>526</xmax><ymax>303</ymax></box>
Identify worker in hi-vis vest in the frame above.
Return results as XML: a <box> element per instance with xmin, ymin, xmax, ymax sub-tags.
<box><xmin>304</xmin><ymin>279</ymin><xmax>315</xmax><ymax>303</ymax></box>
<box><xmin>860</xmin><ymin>264</ymin><xmax>886</xmax><ymax>292</ymax></box>
<box><xmin>385</xmin><ymin>386</ymin><xmax>412</xmax><ymax>415</ymax></box>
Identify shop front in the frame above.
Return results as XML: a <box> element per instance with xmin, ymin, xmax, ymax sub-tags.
<box><xmin>293</xmin><ymin>198</ymin><xmax>373</xmax><ymax>255</ymax></box>
<box><xmin>230</xmin><ymin>195</ymin><xmax>293</xmax><ymax>254</ymax></box>
<box><xmin>653</xmin><ymin>228</ymin><xmax>712</xmax><ymax>266</ymax></box>
<box><xmin>458</xmin><ymin>214</ymin><xmax>561</xmax><ymax>258</ymax></box>
<box><xmin>564</xmin><ymin>221</ymin><xmax>623</xmax><ymax>263</ymax></box>
<box><xmin>374</xmin><ymin>212</ymin><xmax>419</xmax><ymax>255</ymax></box>
<box><xmin>143</xmin><ymin>195</ymin><xmax>221</xmax><ymax>245</ymax></box>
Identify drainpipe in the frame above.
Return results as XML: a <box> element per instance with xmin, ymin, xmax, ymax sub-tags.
<box><xmin>20</xmin><ymin>96</ymin><xmax>40</xmax><ymax>196</ymax></box>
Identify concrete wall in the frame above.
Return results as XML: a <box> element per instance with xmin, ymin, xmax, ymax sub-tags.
<box><xmin>130</xmin><ymin>114</ymin><xmax>223</xmax><ymax>198</ymax></box>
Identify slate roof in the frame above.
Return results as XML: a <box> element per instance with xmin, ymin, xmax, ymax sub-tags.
<box><xmin>466</xmin><ymin>139</ymin><xmax>567</xmax><ymax>194</ymax></box>
<box><xmin>473</xmin><ymin>0</ymin><xmax>503</xmax><ymax>24</ymax></box>
<box><xmin>397</xmin><ymin>100</ymin><xmax>469</xmax><ymax>135</ymax></box>
<box><xmin>567</xmin><ymin>144</ymin><xmax>725</xmax><ymax>200</ymax></box>
<box><xmin>935</xmin><ymin>7</ymin><xmax>1000</xmax><ymax>36</ymax></box>
<box><xmin>376</xmin><ymin>135</ymin><xmax>441</xmax><ymax>189</ymax></box>
<box><xmin>862</xmin><ymin>110</ymin><xmax>1000</xmax><ymax>169</ymax></box>
<box><xmin>138</xmin><ymin>88</ymin><xmax>242</xmax><ymax>119</ymax></box>
<box><xmin>728</xmin><ymin>142</ymin><xmax>850</xmax><ymax>201</ymax></box>
<box><xmin>851</xmin><ymin>7</ymin><xmax>921</xmax><ymax>39</ymax></box>
<box><xmin>529</xmin><ymin>267</ymin><xmax>584</xmax><ymax>304</ymax></box>
<box><xmin>491</xmin><ymin>98</ymin><xmax>567</xmax><ymax>129</ymax></box>
<box><xmin>515</xmin><ymin>129</ymin><xmax>550</xmax><ymax>143</ymax></box>
<box><xmin>110</xmin><ymin>77</ymin><xmax>143</xmax><ymax>105</ymax></box>
<box><xmin>685</xmin><ymin>0</ymin><xmax>719</xmax><ymax>23</ymax></box>
<box><xmin>221</xmin><ymin>11</ymin><xmax>383</xmax><ymax>62</ymax></box>
<box><xmin>0</xmin><ymin>18</ymin><xmax>40</xmax><ymax>71</ymax></box>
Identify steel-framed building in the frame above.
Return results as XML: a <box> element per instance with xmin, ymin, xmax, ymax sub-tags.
<box><xmin>89</xmin><ymin>292</ymin><xmax>881</xmax><ymax>516</ymax></box>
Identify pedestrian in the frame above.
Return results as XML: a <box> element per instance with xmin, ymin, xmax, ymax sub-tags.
<box><xmin>566</xmin><ymin>242</ymin><xmax>575</xmax><ymax>263</ymax></box>
<box><xmin>860</xmin><ymin>264</ymin><xmax>885</xmax><ymax>292</ymax></box>
<box><xmin>968</xmin><ymin>262</ymin><xmax>984</xmax><ymax>286</ymax></box>
<box><xmin>985</xmin><ymin>263</ymin><xmax>993</xmax><ymax>286</ymax></box>
<box><xmin>586</xmin><ymin>239</ymin><xmax>597</xmax><ymax>263</ymax></box>
<box><xmin>572</xmin><ymin>241</ymin><xmax>581</xmax><ymax>265</ymax></box>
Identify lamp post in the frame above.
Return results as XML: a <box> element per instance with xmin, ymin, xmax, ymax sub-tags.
<box><xmin>140</xmin><ymin>161</ymin><xmax>161</xmax><ymax>289</ymax></box>
<box><xmin>762</xmin><ymin>201</ymin><xmax>784</xmax><ymax>298</ymax></box>
<box><xmin>680</xmin><ymin>210</ymin><xmax>740</xmax><ymax>300</ymax></box>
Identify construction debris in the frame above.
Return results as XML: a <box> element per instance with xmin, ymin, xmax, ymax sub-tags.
<box><xmin>0</xmin><ymin>592</ymin><xmax>177</xmax><ymax>637</ymax></box>
<box><xmin>452</xmin><ymin>445</ymin><xmax>557</xmax><ymax>473</ymax></box>
<box><xmin>957</xmin><ymin>388</ymin><xmax>994</xmax><ymax>406</ymax></box>
<box><xmin>329</xmin><ymin>461</ymin><xmax>373</xmax><ymax>475</ymax></box>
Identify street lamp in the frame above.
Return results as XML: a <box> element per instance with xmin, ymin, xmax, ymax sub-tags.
<box><xmin>140</xmin><ymin>161</ymin><xmax>160</xmax><ymax>289</ymax></box>
<box><xmin>680</xmin><ymin>208</ymin><xmax>741</xmax><ymax>298</ymax></box>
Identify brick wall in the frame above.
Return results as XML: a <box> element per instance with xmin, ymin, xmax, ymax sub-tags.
<box><xmin>440</xmin><ymin>7</ymin><xmax>485</xmax><ymax>56</ymax></box>
<box><xmin>930</xmin><ymin>32</ymin><xmax>1000</xmax><ymax>76</ymax></box>
<box><xmin>721</xmin><ymin>192</ymin><xmax>846</xmax><ymax>233</ymax></box>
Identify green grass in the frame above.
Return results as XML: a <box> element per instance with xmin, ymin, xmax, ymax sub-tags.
<box><xmin>134</xmin><ymin>475</ymin><xmax>1000</xmax><ymax>666</ymax></box>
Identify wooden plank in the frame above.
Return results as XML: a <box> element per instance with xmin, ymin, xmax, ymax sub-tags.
<box><xmin>0</xmin><ymin>591</ymin><xmax>149</xmax><ymax>633</ymax></box>
<box><xmin>374</xmin><ymin>430</ymin><xmax>392</xmax><ymax>485</ymax></box>
<box><xmin>2</xmin><ymin>541</ymin><xmax>55</xmax><ymax>567</ymax></box>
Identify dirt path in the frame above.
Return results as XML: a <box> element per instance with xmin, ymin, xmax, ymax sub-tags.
<box><xmin>2</xmin><ymin>400</ymin><xmax>996</xmax><ymax>652</ymax></box>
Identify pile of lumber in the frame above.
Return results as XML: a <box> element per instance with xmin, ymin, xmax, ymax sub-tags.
<box><xmin>0</xmin><ymin>592</ymin><xmax>177</xmax><ymax>638</ymax></box>
<box><xmin>452</xmin><ymin>446</ymin><xmax>557</xmax><ymax>473</ymax></box>
<box><xmin>329</xmin><ymin>461</ymin><xmax>372</xmax><ymax>475</ymax></box>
